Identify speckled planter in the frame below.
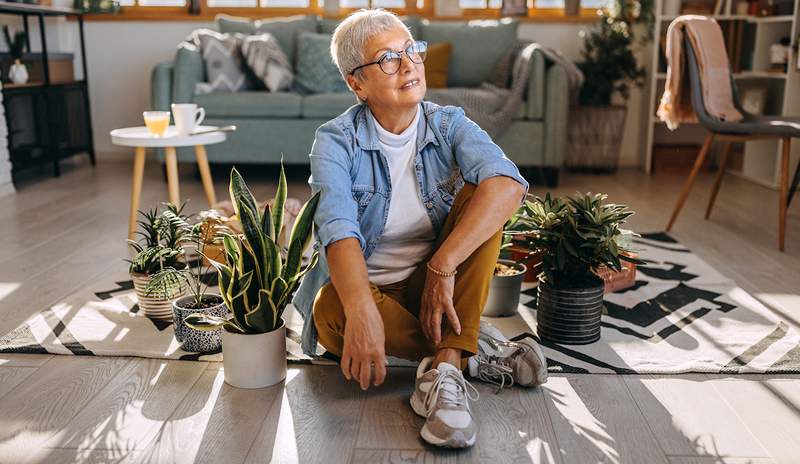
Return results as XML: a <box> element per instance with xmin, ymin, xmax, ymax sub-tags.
<box><xmin>172</xmin><ymin>294</ymin><xmax>227</xmax><ymax>353</ymax></box>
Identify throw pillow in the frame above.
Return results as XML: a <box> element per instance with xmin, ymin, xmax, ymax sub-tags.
<box><xmin>241</xmin><ymin>33</ymin><xmax>294</xmax><ymax>92</ymax></box>
<box><xmin>215</xmin><ymin>14</ymin><xmax>318</xmax><ymax>66</ymax></box>
<box><xmin>190</xmin><ymin>29</ymin><xmax>252</xmax><ymax>94</ymax></box>
<box><xmin>293</xmin><ymin>32</ymin><xmax>349</xmax><ymax>95</ymax></box>
<box><xmin>424</xmin><ymin>42</ymin><xmax>451</xmax><ymax>89</ymax></box>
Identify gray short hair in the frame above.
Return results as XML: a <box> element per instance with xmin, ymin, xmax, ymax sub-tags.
<box><xmin>330</xmin><ymin>9</ymin><xmax>411</xmax><ymax>87</ymax></box>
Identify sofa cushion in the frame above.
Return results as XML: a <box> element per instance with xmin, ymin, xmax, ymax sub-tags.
<box><xmin>215</xmin><ymin>14</ymin><xmax>318</xmax><ymax>65</ymax></box>
<box><xmin>425</xmin><ymin>42</ymin><xmax>451</xmax><ymax>89</ymax></box>
<box><xmin>293</xmin><ymin>32</ymin><xmax>349</xmax><ymax>95</ymax></box>
<box><xmin>190</xmin><ymin>29</ymin><xmax>253</xmax><ymax>94</ymax></box>
<box><xmin>319</xmin><ymin>15</ymin><xmax>422</xmax><ymax>38</ymax></box>
<box><xmin>301</xmin><ymin>93</ymin><xmax>357</xmax><ymax>118</ymax></box>
<box><xmin>194</xmin><ymin>91</ymin><xmax>302</xmax><ymax>118</ymax></box>
<box><xmin>241</xmin><ymin>33</ymin><xmax>294</xmax><ymax>92</ymax></box>
<box><xmin>420</xmin><ymin>19</ymin><xmax>518</xmax><ymax>88</ymax></box>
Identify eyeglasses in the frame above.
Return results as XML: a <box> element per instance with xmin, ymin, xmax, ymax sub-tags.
<box><xmin>349</xmin><ymin>40</ymin><xmax>428</xmax><ymax>76</ymax></box>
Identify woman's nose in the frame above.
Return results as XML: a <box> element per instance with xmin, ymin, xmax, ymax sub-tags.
<box><xmin>399</xmin><ymin>52</ymin><xmax>415</xmax><ymax>73</ymax></box>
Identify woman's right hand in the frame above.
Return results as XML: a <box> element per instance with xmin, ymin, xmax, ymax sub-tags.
<box><xmin>341</xmin><ymin>304</ymin><xmax>387</xmax><ymax>390</ymax></box>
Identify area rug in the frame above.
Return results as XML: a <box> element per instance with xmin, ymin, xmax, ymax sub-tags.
<box><xmin>1</xmin><ymin>233</ymin><xmax>798</xmax><ymax>374</ymax></box>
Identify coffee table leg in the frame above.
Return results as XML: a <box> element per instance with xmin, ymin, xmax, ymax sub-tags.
<box><xmin>194</xmin><ymin>145</ymin><xmax>217</xmax><ymax>206</ymax></box>
<box><xmin>128</xmin><ymin>146</ymin><xmax>146</xmax><ymax>241</ymax></box>
<box><xmin>164</xmin><ymin>146</ymin><xmax>180</xmax><ymax>206</ymax></box>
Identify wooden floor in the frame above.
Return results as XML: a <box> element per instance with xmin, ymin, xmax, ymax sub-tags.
<box><xmin>1</xmin><ymin>158</ymin><xmax>799</xmax><ymax>464</ymax></box>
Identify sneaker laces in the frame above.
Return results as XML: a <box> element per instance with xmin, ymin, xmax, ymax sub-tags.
<box><xmin>474</xmin><ymin>340</ymin><xmax>531</xmax><ymax>392</ymax></box>
<box><xmin>424</xmin><ymin>369</ymin><xmax>479</xmax><ymax>416</ymax></box>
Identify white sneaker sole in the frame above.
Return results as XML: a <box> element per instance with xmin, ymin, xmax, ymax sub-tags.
<box><xmin>410</xmin><ymin>393</ymin><xmax>477</xmax><ymax>448</ymax></box>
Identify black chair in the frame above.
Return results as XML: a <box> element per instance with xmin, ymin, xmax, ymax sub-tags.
<box><xmin>666</xmin><ymin>32</ymin><xmax>799</xmax><ymax>251</ymax></box>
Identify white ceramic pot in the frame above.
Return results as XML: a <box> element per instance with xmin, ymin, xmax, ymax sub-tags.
<box><xmin>221</xmin><ymin>319</ymin><xmax>286</xmax><ymax>389</ymax></box>
<box><xmin>9</xmin><ymin>60</ymin><xmax>28</xmax><ymax>85</ymax></box>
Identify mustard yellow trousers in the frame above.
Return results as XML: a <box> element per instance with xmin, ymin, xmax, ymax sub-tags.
<box><xmin>312</xmin><ymin>183</ymin><xmax>502</xmax><ymax>362</ymax></box>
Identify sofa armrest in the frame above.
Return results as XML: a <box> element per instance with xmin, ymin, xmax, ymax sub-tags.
<box><xmin>526</xmin><ymin>48</ymin><xmax>546</xmax><ymax>120</ymax></box>
<box><xmin>172</xmin><ymin>42</ymin><xmax>205</xmax><ymax>104</ymax></box>
<box><xmin>151</xmin><ymin>61</ymin><xmax>174</xmax><ymax>111</ymax></box>
<box><xmin>542</xmin><ymin>63</ymin><xmax>569</xmax><ymax>167</ymax></box>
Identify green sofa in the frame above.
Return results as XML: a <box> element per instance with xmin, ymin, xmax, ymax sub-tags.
<box><xmin>150</xmin><ymin>15</ymin><xmax>569</xmax><ymax>185</ymax></box>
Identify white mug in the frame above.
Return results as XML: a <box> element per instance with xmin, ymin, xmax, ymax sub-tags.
<box><xmin>171</xmin><ymin>103</ymin><xmax>205</xmax><ymax>135</ymax></box>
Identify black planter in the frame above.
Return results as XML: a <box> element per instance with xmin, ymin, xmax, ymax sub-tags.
<box><xmin>536</xmin><ymin>277</ymin><xmax>604</xmax><ymax>345</ymax></box>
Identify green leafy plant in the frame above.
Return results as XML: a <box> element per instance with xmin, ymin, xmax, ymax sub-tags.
<box><xmin>127</xmin><ymin>202</ymin><xmax>188</xmax><ymax>276</ymax></box>
<box><xmin>577</xmin><ymin>0</ymin><xmax>653</xmax><ymax>106</ymax></box>
<box><xmin>144</xmin><ymin>210</ymin><xmax>233</xmax><ymax>309</ymax></box>
<box><xmin>507</xmin><ymin>192</ymin><xmax>642</xmax><ymax>289</ymax></box>
<box><xmin>185</xmin><ymin>165</ymin><xmax>320</xmax><ymax>335</ymax></box>
<box><xmin>2</xmin><ymin>26</ymin><xmax>26</xmax><ymax>61</ymax></box>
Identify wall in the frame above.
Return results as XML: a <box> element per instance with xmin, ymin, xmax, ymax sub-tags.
<box><xmin>3</xmin><ymin>17</ymin><xmax>646</xmax><ymax>168</ymax></box>
<box><xmin>0</xmin><ymin>82</ymin><xmax>12</xmax><ymax>197</ymax></box>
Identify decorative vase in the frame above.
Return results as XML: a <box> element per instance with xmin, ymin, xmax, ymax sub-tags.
<box><xmin>172</xmin><ymin>294</ymin><xmax>227</xmax><ymax>352</ymax></box>
<box><xmin>565</xmin><ymin>0</ymin><xmax>581</xmax><ymax>16</ymax></box>
<box><xmin>221</xmin><ymin>319</ymin><xmax>287</xmax><ymax>389</ymax></box>
<box><xmin>8</xmin><ymin>60</ymin><xmax>27</xmax><ymax>85</ymax></box>
<box><xmin>483</xmin><ymin>259</ymin><xmax>527</xmax><ymax>318</ymax></box>
<box><xmin>566</xmin><ymin>105</ymin><xmax>628</xmax><ymax>173</ymax></box>
<box><xmin>131</xmin><ymin>272</ymin><xmax>186</xmax><ymax>320</ymax></box>
<box><xmin>536</xmin><ymin>276</ymin><xmax>604</xmax><ymax>345</ymax></box>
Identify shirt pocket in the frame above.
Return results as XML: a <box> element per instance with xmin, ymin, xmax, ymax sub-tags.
<box><xmin>435</xmin><ymin>171</ymin><xmax>464</xmax><ymax>204</ymax></box>
<box><xmin>351</xmin><ymin>184</ymin><xmax>375</xmax><ymax>219</ymax></box>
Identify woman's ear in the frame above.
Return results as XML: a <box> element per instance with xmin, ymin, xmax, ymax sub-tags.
<box><xmin>347</xmin><ymin>74</ymin><xmax>367</xmax><ymax>102</ymax></box>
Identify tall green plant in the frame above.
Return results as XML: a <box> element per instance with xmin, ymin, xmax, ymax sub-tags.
<box><xmin>577</xmin><ymin>0</ymin><xmax>653</xmax><ymax>106</ymax></box>
<box><xmin>185</xmin><ymin>166</ymin><xmax>320</xmax><ymax>334</ymax></box>
<box><xmin>507</xmin><ymin>192</ymin><xmax>642</xmax><ymax>288</ymax></box>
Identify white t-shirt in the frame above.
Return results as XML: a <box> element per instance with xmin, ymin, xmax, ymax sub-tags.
<box><xmin>365</xmin><ymin>106</ymin><xmax>436</xmax><ymax>286</ymax></box>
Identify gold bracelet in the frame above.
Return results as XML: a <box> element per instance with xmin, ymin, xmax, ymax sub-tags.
<box><xmin>426</xmin><ymin>261</ymin><xmax>457</xmax><ymax>277</ymax></box>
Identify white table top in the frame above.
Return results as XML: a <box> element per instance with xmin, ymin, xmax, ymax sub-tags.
<box><xmin>109</xmin><ymin>125</ymin><xmax>227</xmax><ymax>148</ymax></box>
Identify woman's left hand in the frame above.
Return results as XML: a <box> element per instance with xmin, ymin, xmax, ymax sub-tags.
<box><xmin>420</xmin><ymin>270</ymin><xmax>461</xmax><ymax>346</ymax></box>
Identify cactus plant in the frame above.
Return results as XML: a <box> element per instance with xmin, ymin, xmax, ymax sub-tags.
<box><xmin>185</xmin><ymin>165</ymin><xmax>320</xmax><ymax>334</ymax></box>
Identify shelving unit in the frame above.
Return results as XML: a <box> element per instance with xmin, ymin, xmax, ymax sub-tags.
<box><xmin>0</xmin><ymin>1</ymin><xmax>95</xmax><ymax>181</ymax></box>
<box><xmin>640</xmin><ymin>0</ymin><xmax>799</xmax><ymax>189</ymax></box>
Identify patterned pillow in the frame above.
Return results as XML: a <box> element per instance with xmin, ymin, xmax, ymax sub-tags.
<box><xmin>241</xmin><ymin>33</ymin><xmax>294</xmax><ymax>92</ymax></box>
<box><xmin>293</xmin><ymin>32</ymin><xmax>349</xmax><ymax>95</ymax></box>
<box><xmin>190</xmin><ymin>29</ymin><xmax>253</xmax><ymax>94</ymax></box>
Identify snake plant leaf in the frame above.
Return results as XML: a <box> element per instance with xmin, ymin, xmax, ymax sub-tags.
<box><xmin>229</xmin><ymin>168</ymin><xmax>260</xmax><ymax>225</ymax></box>
<box><xmin>243</xmin><ymin>289</ymin><xmax>272</xmax><ymax>333</ymax></box>
<box><xmin>222</xmin><ymin>234</ymin><xmax>239</xmax><ymax>266</ymax></box>
<box><xmin>262</xmin><ymin>203</ymin><xmax>273</xmax><ymax>241</ymax></box>
<box><xmin>271</xmin><ymin>161</ymin><xmax>287</xmax><ymax>243</ymax></box>
<box><xmin>282</xmin><ymin>191</ymin><xmax>320</xmax><ymax>281</ymax></box>
<box><xmin>183</xmin><ymin>314</ymin><xmax>229</xmax><ymax>331</ymax></box>
<box><xmin>238</xmin><ymin>203</ymin><xmax>267</xmax><ymax>284</ymax></box>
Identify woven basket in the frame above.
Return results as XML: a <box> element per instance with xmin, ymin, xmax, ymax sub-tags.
<box><xmin>131</xmin><ymin>273</ymin><xmax>186</xmax><ymax>320</ymax></box>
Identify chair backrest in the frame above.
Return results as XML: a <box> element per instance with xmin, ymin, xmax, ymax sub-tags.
<box><xmin>684</xmin><ymin>34</ymin><xmax>747</xmax><ymax>132</ymax></box>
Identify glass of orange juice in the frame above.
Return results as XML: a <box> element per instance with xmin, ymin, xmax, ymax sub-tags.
<box><xmin>143</xmin><ymin>111</ymin><xmax>170</xmax><ymax>137</ymax></box>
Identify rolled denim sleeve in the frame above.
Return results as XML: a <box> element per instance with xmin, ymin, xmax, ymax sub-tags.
<box><xmin>448</xmin><ymin>107</ymin><xmax>530</xmax><ymax>195</ymax></box>
<box><xmin>308</xmin><ymin>122</ymin><xmax>366</xmax><ymax>251</ymax></box>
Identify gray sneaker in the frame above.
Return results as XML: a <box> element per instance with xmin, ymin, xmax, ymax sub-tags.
<box><xmin>410</xmin><ymin>356</ymin><xmax>479</xmax><ymax>448</ymax></box>
<box><xmin>467</xmin><ymin>321</ymin><xmax>548</xmax><ymax>389</ymax></box>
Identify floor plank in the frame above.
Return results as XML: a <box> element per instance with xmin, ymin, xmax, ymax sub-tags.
<box><xmin>39</xmin><ymin>358</ymin><xmax>206</xmax><ymax>453</ymax></box>
<box><xmin>0</xmin><ymin>353</ymin><xmax>53</xmax><ymax>367</ymax></box>
<box><xmin>350</xmin><ymin>448</ymin><xmax>461</xmax><ymax>464</ymax></box>
<box><xmin>0</xmin><ymin>366</ymin><xmax>37</xmax><ymax>400</ymax></box>
<box><xmin>710</xmin><ymin>378</ymin><xmax>800</xmax><ymax>463</ymax></box>
<box><xmin>623</xmin><ymin>375</ymin><xmax>770</xmax><ymax>458</ymax></box>
<box><xmin>667</xmin><ymin>457</ymin><xmax>776</xmax><ymax>464</ymax></box>
<box><xmin>0</xmin><ymin>356</ymin><xmax>131</xmax><ymax>463</ymax></box>
<box><xmin>135</xmin><ymin>369</ymin><xmax>281</xmax><ymax>464</ymax></box>
<box><xmin>244</xmin><ymin>365</ymin><xmax>366</xmax><ymax>464</ymax></box>
<box><xmin>542</xmin><ymin>375</ymin><xmax>669</xmax><ymax>464</ymax></box>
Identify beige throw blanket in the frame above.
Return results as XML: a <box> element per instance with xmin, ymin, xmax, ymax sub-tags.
<box><xmin>657</xmin><ymin>15</ymin><xmax>743</xmax><ymax>130</ymax></box>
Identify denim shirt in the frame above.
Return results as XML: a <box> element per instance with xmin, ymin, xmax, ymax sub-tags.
<box><xmin>292</xmin><ymin>100</ymin><xmax>529</xmax><ymax>356</ymax></box>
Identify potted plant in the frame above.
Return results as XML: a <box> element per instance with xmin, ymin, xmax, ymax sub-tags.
<box><xmin>3</xmin><ymin>26</ymin><xmax>27</xmax><ymax>85</ymax></box>
<box><xmin>522</xmin><ymin>192</ymin><xmax>642</xmax><ymax>345</ymax></box>
<box><xmin>126</xmin><ymin>203</ymin><xmax>188</xmax><ymax>320</ymax></box>
<box><xmin>185</xmin><ymin>166</ymin><xmax>320</xmax><ymax>389</ymax></box>
<box><xmin>145</xmin><ymin>211</ymin><xmax>231</xmax><ymax>353</ymax></box>
<box><xmin>567</xmin><ymin>0</ymin><xmax>653</xmax><ymax>172</ymax></box>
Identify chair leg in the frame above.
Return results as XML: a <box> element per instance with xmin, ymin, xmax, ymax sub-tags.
<box><xmin>789</xmin><ymin>150</ymin><xmax>800</xmax><ymax>208</ymax></box>
<box><xmin>667</xmin><ymin>133</ymin><xmax>714</xmax><ymax>232</ymax></box>
<box><xmin>705</xmin><ymin>141</ymin><xmax>731</xmax><ymax>220</ymax></box>
<box><xmin>779</xmin><ymin>137</ymin><xmax>790</xmax><ymax>251</ymax></box>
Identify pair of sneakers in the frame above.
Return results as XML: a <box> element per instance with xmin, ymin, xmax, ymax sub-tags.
<box><xmin>409</xmin><ymin>321</ymin><xmax>548</xmax><ymax>448</ymax></box>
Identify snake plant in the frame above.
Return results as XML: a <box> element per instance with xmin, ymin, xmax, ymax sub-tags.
<box><xmin>185</xmin><ymin>166</ymin><xmax>320</xmax><ymax>334</ymax></box>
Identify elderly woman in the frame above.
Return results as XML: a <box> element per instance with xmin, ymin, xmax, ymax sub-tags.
<box><xmin>292</xmin><ymin>9</ymin><xmax>547</xmax><ymax>448</ymax></box>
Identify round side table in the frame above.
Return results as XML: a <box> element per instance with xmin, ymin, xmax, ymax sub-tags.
<box><xmin>110</xmin><ymin>125</ymin><xmax>229</xmax><ymax>240</ymax></box>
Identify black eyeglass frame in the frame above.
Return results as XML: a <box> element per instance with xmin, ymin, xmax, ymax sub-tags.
<box><xmin>349</xmin><ymin>40</ymin><xmax>428</xmax><ymax>76</ymax></box>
